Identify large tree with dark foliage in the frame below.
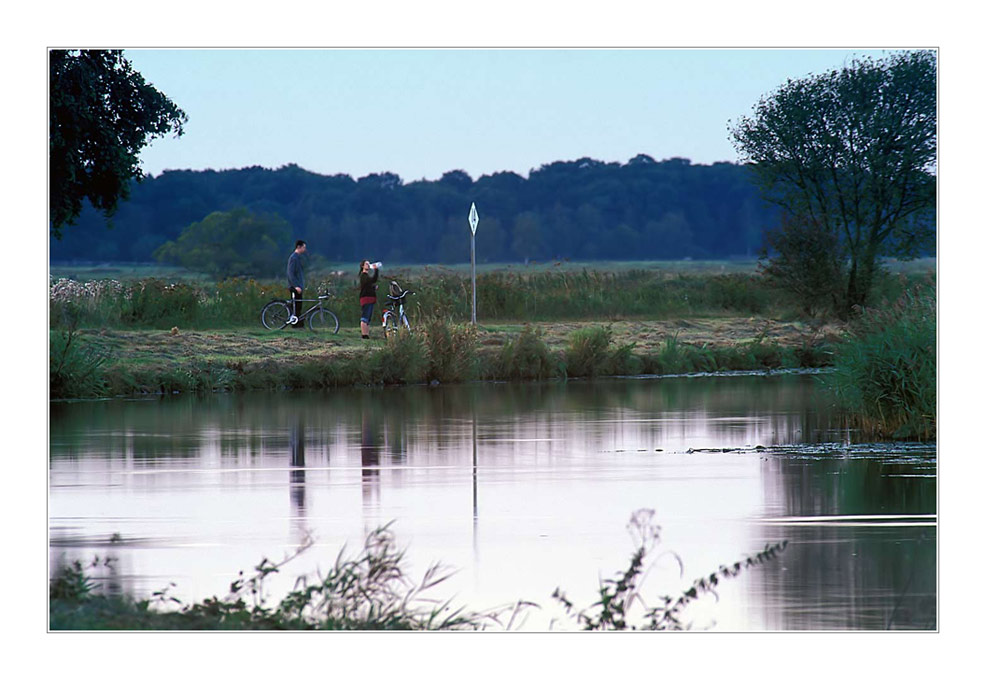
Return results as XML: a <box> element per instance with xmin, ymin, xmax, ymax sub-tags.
<box><xmin>730</xmin><ymin>50</ymin><xmax>936</xmax><ymax>315</ymax></box>
<box><xmin>49</xmin><ymin>49</ymin><xmax>187</xmax><ymax>239</ymax></box>
<box><xmin>154</xmin><ymin>208</ymin><xmax>292</xmax><ymax>279</ymax></box>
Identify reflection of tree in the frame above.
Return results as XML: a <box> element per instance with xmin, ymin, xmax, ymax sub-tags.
<box><xmin>756</xmin><ymin>454</ymin><xmax>936</xmax><ymax>629</ymax></box>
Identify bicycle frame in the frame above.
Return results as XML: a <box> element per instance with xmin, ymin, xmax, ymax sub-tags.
<box><xmin>287</xmin><ymin>296</ymin><xmax>328</xmax><ymax>325</ymax></box>
<box><xmin>381</xmin><ymin>291</ymin><xmax>413</xmax><ymax>334</ymax></box>
<box><xmin>262</xmin><ymin>294</ymin><xmax>340</xmax><ymax>334</ymax></box>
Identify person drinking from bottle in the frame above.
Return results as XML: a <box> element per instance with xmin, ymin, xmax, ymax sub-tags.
<box><xmin>287</xmin><ymin>240</ymin><xmax>307</xmax><ymax>328</ymax></box>
<box><xmin>358</xmin><ymin>260</ymin><xmax>380</xmax><ymax>339</ymax></box>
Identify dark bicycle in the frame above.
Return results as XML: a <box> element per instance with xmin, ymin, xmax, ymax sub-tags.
<box><xmin>381</xmin><ymin>281</ymin><xmax>414</xmax><ymax>338</ymax></box>
<box><xmin>261</xmin><ymin>294</ymin><xmax>340</xmax><ymax>333</ymax></box>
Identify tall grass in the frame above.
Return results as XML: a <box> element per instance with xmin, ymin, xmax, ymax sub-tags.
<box><xmin>563</xmin><ymin>326</ymin><xmax>642</xmax><ymax>378</ymax></box>
<box><xmin>50</xmin><ymin>524</ymin><xmax>523</xmax><ymax>631</ymax></box>
<box><xmin>49</xmin><ymin>306</ymin><xmax>108</xmax><ymax>399</ymax></box>
<box><xmin>50</xmin><ymin>513</ymin><xmax>786</xmax><ymax>631</ymax></box>
<box><xmin>421</xmin><ymin>316</ymin><xmax>480</xmax><ymax>383</ymax></box>
<box><xmin>822</xmin><ymin>287</ymin><xmax>936</xmax><ymax>440</ymax></box>
<box><xmin>370</xmin><ymin>330</ymin><xmax>429</xmax><ymax>385</ymax></box>
<box><xmin>50</xmin><ymin>270</ymin><xmax>792</xmax><ymax>330</ymax></box>
<box><xmin>489</xmin><ymin>325</ymin><xmax>559</xmax><ymax>380</ymax></box>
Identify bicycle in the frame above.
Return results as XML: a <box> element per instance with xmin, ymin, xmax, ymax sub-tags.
<box><xmin>261</xmin><ymin>294</ymin><xmax>340</xmax><ymax>333</ymax></box>
<box><xmin>381</xmin><ymin>281</ymin><xmax>414</xmax><ymax>338</ymax></box>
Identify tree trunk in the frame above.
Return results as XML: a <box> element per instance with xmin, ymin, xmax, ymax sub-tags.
<box><xmin>843</xmin><ymin>240</ymin><xmax>880</xmax><ymax>316</ymax></box>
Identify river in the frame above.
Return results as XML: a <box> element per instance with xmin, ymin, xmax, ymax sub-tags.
<box><xmin>49</xmin><ymin>372</ymin><xmax>936</xmax><ymax>630</ymax></box>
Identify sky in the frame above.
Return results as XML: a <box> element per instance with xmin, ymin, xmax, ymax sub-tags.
<box><xmin>126</xmin><ymin>48</ymin><xmax>900</xmax><ymax>182</ymax></box>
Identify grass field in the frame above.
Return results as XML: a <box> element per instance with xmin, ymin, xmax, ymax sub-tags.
<box><xmin>49</xmin><ymin>257</ymin><xmax>936</xmax><ymax>281</ymax></box>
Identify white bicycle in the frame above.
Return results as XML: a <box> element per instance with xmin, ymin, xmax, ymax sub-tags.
<box><xmin>381</xmin><ymin>281</ymin><xmax>414</xmax><ymax>338</ymax></box>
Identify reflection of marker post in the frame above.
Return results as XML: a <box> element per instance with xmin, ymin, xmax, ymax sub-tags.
<box><xmin>472</xmin><ymin>415</ymin><xmax>478</xmax><ymax>520</ymax></box>
<box><xmin>468</xmin><ymin>203</ymin><xmax>479</xmax><ymax>325</ymax></box>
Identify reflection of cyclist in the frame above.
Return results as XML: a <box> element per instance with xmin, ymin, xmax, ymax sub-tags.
<box><xmin>358</xmin><ymin>260</ymin><xmax>380</xmax><ymax>339</ymax></box>
<box><xmin>287</xmin><ymin>240</ymin><xmax>307</xmax><ymax>328</ymax></box>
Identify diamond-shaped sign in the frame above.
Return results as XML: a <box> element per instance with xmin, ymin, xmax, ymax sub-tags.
<box><xmin>469</xmin><ymin>203</ymin><xmax>479</xmax><ymax>235</ymax></box>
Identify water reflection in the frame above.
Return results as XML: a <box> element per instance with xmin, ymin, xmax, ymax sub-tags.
<box><xmin>49</xmin><ymin>374</ymin><xmax>936</xmax><ymax>630</ymax></box>
<box><xmin>360</xmin><ymin>405</ymin><xmax>380</xmax><ymax>516</ymax></box>
<box><xmin>751</xmin><ymin>451</ymin><xmax>936</xmax><ymax>630</ymax></box>
<box><xmin>289</xmin><ymin>416</ymin><xmax>307</xmax><ymax>543</ymax></box>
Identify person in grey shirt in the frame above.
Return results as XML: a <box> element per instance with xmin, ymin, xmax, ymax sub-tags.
<box><xmin>287</xmin><ymin>240</ymin><xmax>307</xmax><ymax>328</ymax></box>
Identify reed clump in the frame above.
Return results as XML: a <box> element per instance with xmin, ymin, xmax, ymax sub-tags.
<box><xmin>49</xmin><ymin>306</ymin><xmax>108</xmax><ymax>399</ymax></box>
<box><xmin>489</xmin><ymin>325</ymin><xmax>559</xmax><ymax>380</ymax></box>
<box><xmin>422</xmin><ymin>316</ymin><xmax>479</xmax><ymax>383</ymax></box>
<box><xmin>563</xmin><ymin>325</ymin><xmax>642</xmax><ymax>377</ymax></box>
<box><xmin>371</xmin><ymin>330</ymin><xmax>429</xmax><ymax>385</ymax></box>
<box><xmin>822</xmin><ymin>287</ymin><xmax>936</xmax><ymax>440</ymax></box>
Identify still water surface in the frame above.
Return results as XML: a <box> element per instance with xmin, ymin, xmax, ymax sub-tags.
<box><xmin>49</xmin><ymin>373</ymin><xmax>936</xmax><ymax>630</ymax></box>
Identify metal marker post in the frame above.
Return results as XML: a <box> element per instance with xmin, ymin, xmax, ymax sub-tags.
<box><xmin>468</xmin><ymin>203</ymin><xmax>479</xmax><ymax>325</ymax></box>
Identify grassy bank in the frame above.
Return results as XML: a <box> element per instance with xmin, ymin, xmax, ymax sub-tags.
<box><xmin>49</xmin><ymin>317</ymin><xmax>841</xmax><ymax>399</ymax></box>
<box><xmin>49</xmin><ymin>265</ymin><xmax>936</xmax><ymax>442</ymax></box>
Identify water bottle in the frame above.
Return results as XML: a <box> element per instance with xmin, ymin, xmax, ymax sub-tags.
<box><xmin>371</xmin><ymin>261</ymin><xmax>383</xmax><ymax>269</ymax></box>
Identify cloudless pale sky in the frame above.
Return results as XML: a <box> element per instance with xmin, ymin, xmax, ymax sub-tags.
<box><xmin>126</xmin><ymin>48</ymin><xmax>900</xmax><ymax>182</ymax></box>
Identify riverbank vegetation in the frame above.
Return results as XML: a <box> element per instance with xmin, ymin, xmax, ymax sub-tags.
<box><xmin>48</xmin><ymin>317</ymin><xmax>838</xmax><ymax>399</ymax></box>
<box><xmin>49</xmin><ymin>262</ymin><xmax>930</xmax><ymax>330</ymax></box>
<box><xmin>824</xmin><ymin>286</ymin><xmax>936</xmax><ymax>440</ymax></box>
<box><xmin>48</xmin><ymin>265</ymin><xmax>936</xmax><ymax>441</ymax></box>
<box><xmin>50</xmin><ymin>513</ymin><xmax>786</xmax><ymax>631</ymax></box>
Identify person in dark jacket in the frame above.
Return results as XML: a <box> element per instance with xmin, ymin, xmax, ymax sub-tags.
<box><xmin>287</xmin><ymin>240</ymin><xmax>307</xmax><ymax>328</ymax></box>
<box><xmin>358</xmin><ymin>260</ymin><xmax>380</xmax><ymax>339</ymax></box>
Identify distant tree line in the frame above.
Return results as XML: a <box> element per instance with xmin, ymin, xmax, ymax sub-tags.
<box><xmin>51</xmin><ymin>156</ymin><xmax>799</xmax><ymax>266</ymax></box>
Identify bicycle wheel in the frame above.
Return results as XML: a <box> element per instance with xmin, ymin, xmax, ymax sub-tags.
<box><xmin>308</xmin><ymin>309</ymin><xmax>340</xmax><ymax>334</ymax></box>
<box><xmin>383</xmin><ymin>310</ymin><xmax>399</xmax><ymax>338</ymax></box>
<box><xmin>261</xmin><ymin>300</ymin><xmax>292</xmax><ymax>329</ymax></box>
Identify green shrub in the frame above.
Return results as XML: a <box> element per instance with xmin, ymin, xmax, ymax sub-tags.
<box><xmin>492</xmin><ymin>325</ymin><xmax>558</xmax><ymax>380</ymax></box>
<box><xmin>373</xmin><ymin>331</ymin><xmax>428</xmax><ymax>384</ymax></box>
<box><xmin>565</xmin><ymin>325</ymin><xmax>613</xmax><ymax>378</ymax></box>
<box><xmin>608</xmin><ymin>341</ymin><xmax>643</xmax><ymax>376</ymax></box>
<box><xmin>650</xmin><ymin>332</ymin><xmax>691</xmax><ymax>374</ymax></box>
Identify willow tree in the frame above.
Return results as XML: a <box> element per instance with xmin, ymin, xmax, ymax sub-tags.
<box><xmin>49</xmin><ymin>50</ymin><xmax>187</xmax><ymax>239</ymax></box>
<box><xmin>730</xmin><ymin>50</ymin><xmax>936</xmax><ymax>315</ymax></box>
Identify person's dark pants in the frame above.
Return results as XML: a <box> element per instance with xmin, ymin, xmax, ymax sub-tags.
<box><xmin>290</xmin><ymin>288</ymin><xmax>304</xmax><ymax>327</ymax></box>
